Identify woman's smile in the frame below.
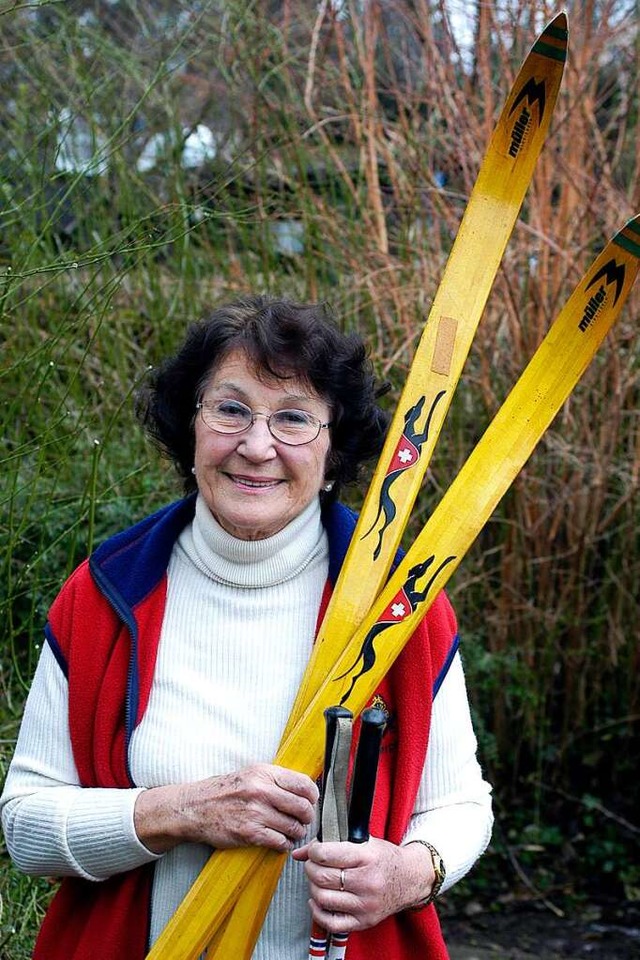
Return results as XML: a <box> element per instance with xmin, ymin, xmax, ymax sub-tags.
<box><xmin>223</xmin><ymin>472</ymin><xmax>284</xmax><ymax>492</ymax></box>
<box><xmin>227</xmin><ymin>473</ymin><xmax>280</xmax><ymax>485</ymax></box>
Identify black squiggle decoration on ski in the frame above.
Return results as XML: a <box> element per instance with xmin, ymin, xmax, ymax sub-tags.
<box><xmin>361</xmin><ymin>391</ymin><xmax>446</xmax><ymax>561</ymax></box>
<box><xmin>336</xmin><ymin>553</ymin><xmax>457</xmax><ymax>706</ymax></box>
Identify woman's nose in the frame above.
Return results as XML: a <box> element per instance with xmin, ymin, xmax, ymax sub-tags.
<box><xmin>235</xmin><ymin>416</ymin><xmax>277</xmax><ymax>459</ymax></box>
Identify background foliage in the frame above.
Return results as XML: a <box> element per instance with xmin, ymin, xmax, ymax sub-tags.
<box><xmin>1</xmin><ymin>0</ymin><xmax>639</xmax><ymax>954</ymax></box>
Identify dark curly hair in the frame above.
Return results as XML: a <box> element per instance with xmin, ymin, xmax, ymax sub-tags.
<box><xmin>136</xmin><ymin>295</ymin><xmax>390</xmax><ymax>500</ymax></box>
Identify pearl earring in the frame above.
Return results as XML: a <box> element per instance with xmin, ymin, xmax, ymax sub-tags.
<box><xmin>323</xmin><ymin>481</ymin><xmax>334</xmax><ymax>492</ymax></box>
<box><xmin>191</xmin><ymin>466</ymin><xmax>196</xmax><ymax>475</ymax></box>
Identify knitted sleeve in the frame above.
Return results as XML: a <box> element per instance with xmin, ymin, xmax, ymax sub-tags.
<box><xmin>0</xmin><ymin>643</ymin><xmax>160</xmax><ymax>882</ymax></box>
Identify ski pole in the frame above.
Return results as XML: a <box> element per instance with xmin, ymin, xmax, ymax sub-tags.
<box><xmin>309</xmin><ymin>706</ymin><xmax>353</xmax><ymax>959</ymax></box>
<box><xmin>326</xmin><ymin>707</ymin><xmax>387</xmax><ymax>960</ymax></box>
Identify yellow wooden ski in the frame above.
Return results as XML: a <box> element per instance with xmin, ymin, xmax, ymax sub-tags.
<box><xmin>147</xmin><ymin>215</ymin><xmax>640</xmax><ymax>960</ymax></box>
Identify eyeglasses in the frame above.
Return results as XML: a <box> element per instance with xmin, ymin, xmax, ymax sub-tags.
<box><xmin>196</xmin><ymin>398</ymin><xmax>331</xmax><ymax>446</ymax></box>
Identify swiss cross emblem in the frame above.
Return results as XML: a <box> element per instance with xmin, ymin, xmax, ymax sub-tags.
<box><xmin>377</xmin><ymin>587</ymin><xmax>412</xmax><ymax>625</ymax></box>
<box><xmin>387</xmin><ymin>435</ymin><xmax>420</xmax><ymax>475</ymax></box>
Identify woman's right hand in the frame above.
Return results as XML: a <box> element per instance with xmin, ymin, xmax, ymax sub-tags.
<box><xmin>134</xmin><ymin>763</ymin><xmax>318</xmax><ymax>855</ymax></box>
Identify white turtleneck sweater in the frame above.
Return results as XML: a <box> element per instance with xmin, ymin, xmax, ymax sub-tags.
<box><xmin>1</xmin><ymin>496</ymin><xmax>492</xmax><ymax>958</ymax></box>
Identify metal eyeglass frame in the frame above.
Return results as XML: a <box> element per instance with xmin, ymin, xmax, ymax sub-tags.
<box><xmin>196</xmin><ymin>399</ymin><xmax>332</xmax><ymax>446</ymax></box>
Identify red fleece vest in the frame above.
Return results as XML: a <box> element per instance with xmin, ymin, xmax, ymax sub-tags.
<box><xmin>33</xmin><ymin>550</ymin><xmax>455</xmax><ymax>959</ymax></box>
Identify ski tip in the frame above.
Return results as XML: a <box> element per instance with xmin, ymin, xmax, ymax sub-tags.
<box><xmin>534</xmin><ymin>12</ymin><xmax>568</xmax><ymax>63</ymax></box>
<box><xmin>614</xmin><ymin>216</ymin><xmax>640</xmax><ymax>260</ymax></box>
<box><xmin>549</xmin><ymin>11</ymin><xmax>568</xmax><ymax>30</ymax></box>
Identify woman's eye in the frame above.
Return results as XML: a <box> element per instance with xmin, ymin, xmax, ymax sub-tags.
<box><xmin>217</xmin><ymin>400</ymin><xmax>249</xmax><ymax>418</ymax></box>
<box><xmin>276</xmin><ymin>410</ymin><xmax>313</xmax><ymax>426</ymax></box>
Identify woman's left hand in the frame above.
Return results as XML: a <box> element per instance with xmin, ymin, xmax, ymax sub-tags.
<box><xmin>292</xmin><ymin>837</ymin><xmax>434</xmax><ymax>934</ymax></box>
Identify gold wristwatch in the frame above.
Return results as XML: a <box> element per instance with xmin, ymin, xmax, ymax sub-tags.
<box><xmin>407</xmin><ymin>840</ymin><xmax>446</xmax><ymax>911</ymax></box>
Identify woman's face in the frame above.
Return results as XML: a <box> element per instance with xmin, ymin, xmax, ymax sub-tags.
<box><xmin>193</xmin><ymin>349</ymin><xmax>332</xmax><ymax>540</ymax></box>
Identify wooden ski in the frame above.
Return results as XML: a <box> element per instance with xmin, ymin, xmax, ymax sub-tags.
<box><xmin>147</xmin><ymin>213</ymin><xmax>640</xmax><ymax>959</ymax></box>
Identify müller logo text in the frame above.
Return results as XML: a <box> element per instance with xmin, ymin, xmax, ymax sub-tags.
<box><xmin>508</xmin><ymin>78</ymin><xmax>546</xmax><ymax>158</ymax></box>
<box><xmin>579</xmin><ymin>260</ymin><xmax>625</xmax><ymax>332</ymax></box>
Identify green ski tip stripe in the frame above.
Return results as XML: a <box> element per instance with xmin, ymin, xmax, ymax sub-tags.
<box><xmin>615</xmin><ymin>230</ymin><xmax>640</xmax><ymax>259</ymax></box>
<box><xmin>626</xmin><ymin>218</ymin><xmax>640</xmax><ymax>239</ymax></box>
<box><xmin>545</xmin><ymin>24</ymin><xmax>569</xmax><ymax>42</ymax></box>
<box><xmin>532</xmin><ymin>39</ymin><xmax>567</xmax><ymax>62</ymax></box>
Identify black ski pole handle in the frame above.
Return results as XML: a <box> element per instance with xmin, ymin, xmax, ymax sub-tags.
<box><xmin>347</xmin><ymin>707</ymin><xmax>387</xmax><ymax>844</ymax></box>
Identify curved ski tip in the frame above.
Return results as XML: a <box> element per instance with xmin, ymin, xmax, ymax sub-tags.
<box><xmin>620</xmin><ymin>213</ymin><xmax>640</xmax><ymax>233</ymax></box>
<box><xmin>615</xmin><ymin>216</ymin><xmax>640</xmax><ymax>260</ymax></box>
<box><xmin>535</xmin><ymin>11</ymin><xmax>568</xmax><ymax>62</ymax></box>
<box><xmin>547</xmin><ymin>11</ymin><xmax>568</xmax><ymax>32</ymax></box>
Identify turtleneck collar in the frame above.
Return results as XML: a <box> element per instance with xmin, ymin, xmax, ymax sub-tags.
<box><xmin>176</xmin><ymin>493</ymin><xmax>328</xmax><ymax>588</ymax></box>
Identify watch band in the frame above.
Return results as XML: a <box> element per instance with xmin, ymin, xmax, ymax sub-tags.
<box><xmin>406</xmin><ymin>840</ymin><xmax>446</xmax><ymax>911</ymax></box>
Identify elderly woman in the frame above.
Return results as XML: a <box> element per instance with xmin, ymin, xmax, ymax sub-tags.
<box><xmin>1</xmin><ymin>296</ymin><xmax>492</xmax><ymax>960</ymax></box>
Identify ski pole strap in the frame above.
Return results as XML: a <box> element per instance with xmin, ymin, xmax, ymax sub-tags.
<box><xmin>319</xmin><ymin>706</ymin><xmax>353</xmax><ymax>843</ymax></box>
